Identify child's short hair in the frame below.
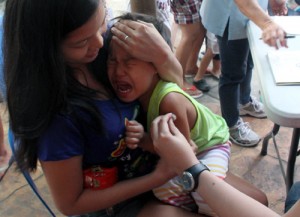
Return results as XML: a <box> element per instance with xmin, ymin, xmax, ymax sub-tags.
<box><xmin>106</xmin><ymin>12</ymin><xmax>172</xmax><ymax>49</ymax></box>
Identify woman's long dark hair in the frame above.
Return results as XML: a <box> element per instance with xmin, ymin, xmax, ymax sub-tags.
<box><xmin>3</xmin><ymin>0</ymin><xmax>107</xmax><ymax>171</ymax></box>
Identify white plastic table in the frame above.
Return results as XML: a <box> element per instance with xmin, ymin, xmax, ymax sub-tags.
<box><xmin>247</xmin><ymin>16</ymin><xmax>300</xmax><ymax>192</ymax></box>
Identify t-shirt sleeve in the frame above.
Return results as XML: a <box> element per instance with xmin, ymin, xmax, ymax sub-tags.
<box><xmin>37</xmin><ymin>114</ymin><xmax>84</xmax><ymax>161</ymax></box>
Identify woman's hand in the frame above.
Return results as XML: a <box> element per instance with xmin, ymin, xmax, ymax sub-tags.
<box><xmin>150</xmin><ymin>113</ymin><xmax>199</xmax><ymax>174</ymax></box>
<box><xmin>111</xmin><ymin>20</ymin><xmax>183</xmax><ymax>86</ymax></box>
<box><xmin>261</xmin><ymin>20</ymin><xmax>287</xmax><ymax>49</ymax></box>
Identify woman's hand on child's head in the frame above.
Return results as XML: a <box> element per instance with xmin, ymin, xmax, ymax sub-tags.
<box><xmin>125</xmin><ymin>119</ymin><xmax>144</xmax><ymax>149</ymax></box>
<box><xmin>150</xmin><ymin>114</ymin><xmax>199</xmax><ymax>174</ymax></box>
<box><xmin>111</xmin><ymin>20</ymin><xmax>172</xmax><ymax>67</ymax></box>
<box><xmin>111</xmin><ymin>18</ymin><xmax>183</xmax><ymax>86</ymax></box>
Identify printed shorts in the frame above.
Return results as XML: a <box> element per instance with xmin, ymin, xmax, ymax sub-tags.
<box><xmin>170</xmin><ymin>0</ymin><xmax>202</xmax><ymax>24</ymax></box>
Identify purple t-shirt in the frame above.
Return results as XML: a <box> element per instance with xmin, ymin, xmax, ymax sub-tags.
<box><xmin>37</xmin><ymin>99</ymin><xmax>156</xmax><ymax>180</ymax></box>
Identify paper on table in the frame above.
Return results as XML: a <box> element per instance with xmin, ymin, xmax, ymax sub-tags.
<box><xmin>267</xmin><ymin>50</ymin><xmax>300</xmax><ymax>85</ymax></box>
<box><xmin>272</xmin><ymin>16</ymin><xmax>300</xmax><ymax>35</ymax></box>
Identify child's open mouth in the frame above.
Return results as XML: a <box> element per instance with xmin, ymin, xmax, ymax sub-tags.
<box><xmin>116</xmin><ymin>81</ymin><xmax>132</xmax><ymax>95</ymax></box>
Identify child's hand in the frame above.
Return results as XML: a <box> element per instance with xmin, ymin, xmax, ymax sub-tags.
<box><xmin>125</xmin><ymin>118</ymin><xmax>144</xmax><ymax>149</ymax></box>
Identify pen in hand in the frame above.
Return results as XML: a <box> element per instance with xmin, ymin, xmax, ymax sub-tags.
<box><xmin>284</xmin><ymin>35</ymin><xmax>296</xmax><ymax>39</ymax></box>
<box><xmin>259</xmin><ymin>35</ymin><xmax>296</xmax><ymax>40</ymax></box>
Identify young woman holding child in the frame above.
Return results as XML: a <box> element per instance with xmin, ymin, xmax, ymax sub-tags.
<box><xmin>2</xmin><ymin>0</ymin><xmax>197</xmax><ymax>216</ymax></box>
<box><xmin>3</xmin><ymin>0</ymin><xmax>271</xmax><ymax>216</ymax></box>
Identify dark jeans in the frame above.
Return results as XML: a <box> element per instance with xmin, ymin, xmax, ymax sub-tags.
<box><xmin>216</xmin><ymin>24</ymin><xmax>253</xmax><ymax>127</ymax></box>
<box><xmin>285</xmin><ymin>181</ymin><xmax>300</xmax><ymax>212</ymax></box>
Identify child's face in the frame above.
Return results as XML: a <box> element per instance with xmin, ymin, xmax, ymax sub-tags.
<box><xmin>107</xmin><ymin>41</ymin><xmax>157</xmax><ymax>103</ymax></box>
<box><xmin>61</xmin><ymin>3</ymin><xmax>107</xmax><ymax>67</ymax></box>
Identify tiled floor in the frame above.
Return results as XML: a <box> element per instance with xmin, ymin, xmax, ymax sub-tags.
<box><xmin>0</xmin><ymin>1</ymin><xmax>299</xmax><ymax>216</ymax></box>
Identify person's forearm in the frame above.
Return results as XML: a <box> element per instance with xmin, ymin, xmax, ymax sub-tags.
<box><xmin>156</xmin><ymin>53</ymin><xmax>184</xmax><ymax>87</ymax></box>
<box><xmin>234</xmin><ymin>0</ymin><xmax>272</xmax><ymax>30</ymax></box>
<box><xmin>197</xmin><ymin>171</ymin><xmax>280</xmax><ymax>217</ymax></box>
<box><xmin>58</xmin><ymin>172</ymin><xmax>165</xmax><ymax>216</ymax></box>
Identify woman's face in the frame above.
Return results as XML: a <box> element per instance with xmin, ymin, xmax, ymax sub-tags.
<box><xmin>61</xmin><ymin>3</ymin><xmax>107</xmax><ymax>67</ymax></box>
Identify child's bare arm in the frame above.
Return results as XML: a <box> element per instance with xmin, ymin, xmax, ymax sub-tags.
<box><xmin>159</xmin><ymin>92</ymin><xmax>197</xmax><ymax>150</ymax></box>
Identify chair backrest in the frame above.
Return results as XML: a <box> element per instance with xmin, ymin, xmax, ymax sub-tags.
<box><xmin>8</xmin><ymin>130</ymin><xmax>56</xmax><ymax>217</ymax></box>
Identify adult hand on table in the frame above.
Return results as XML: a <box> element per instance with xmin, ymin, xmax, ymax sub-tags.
<box><xmin>261</xmin><ymin>19</ymin><xmax>287</xmax><ymax>49</ymax></box>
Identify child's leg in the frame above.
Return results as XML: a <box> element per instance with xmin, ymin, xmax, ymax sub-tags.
<box><xmin>194</xmin><ymin>47</ymin><xmax>214</xmax><ymax>82</ymax></box>
<box><xmin>176</xmin><ymin>23</ymin><xmax>204</xmax><ymax>84</ymax></box>
<box><xmin>211</xmin><ymin>54</ymin><xmax>221</xmax><ymax>78</ymax></box>
<box><xmin>224</xmin><ymin>172</ymin><xmax>268</xmax><ymax>206</ymax></box>
<box><xmin>185</xmin><ymin>21</ymin><xmax>206</xmax><ymax>77</ymax></box>
<box><xmin>212</xmin><ymin>54</ymin><xmax>221</xmax><ymax>72</ymax></box>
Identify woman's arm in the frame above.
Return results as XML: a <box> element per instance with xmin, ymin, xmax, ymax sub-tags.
<box><xmin>40</xmin><ymin>156</ymin><xmax>172</xmax><ymax>216</ymax></box>
<box><xmin>150</xmin><ymin>114</ymin><xmax>286</xmax><ymax>217</ymax></box>
<box><xmin>111</xmin><ymin>21</ymin><xmax>183</xmax><ymax>86</ymax></box>
<box><xmin>234</xmin><ymin>0</ymin><xmax>287</xmax><ymax>49</ymax></box>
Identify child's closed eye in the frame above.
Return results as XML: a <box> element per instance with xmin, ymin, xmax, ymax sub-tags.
<box><xmin>126</xmin><ymin>59</ymin><xmax>139</xmax><ymax>67</ymax></box>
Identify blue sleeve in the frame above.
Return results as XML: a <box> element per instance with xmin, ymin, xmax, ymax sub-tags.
<box><xmin>37</xmin><ymin>114</ymin><xmax>84</xmax><ymax>161</ymax></box>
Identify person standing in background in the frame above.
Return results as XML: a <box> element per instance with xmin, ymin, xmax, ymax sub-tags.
<box><xmin>193</xmin><ymin>31</ymin><xmax>221</xmax><ymax>92</ymax></box>
<box><xmin>170</xmin><ymin>0</ymin><xmax>205</xmax><ymax>99</ymax></box>
<box><xmin>200</xmin><ymin>0</ymin><xmax>287</xmax><ymax>147</ymax></box>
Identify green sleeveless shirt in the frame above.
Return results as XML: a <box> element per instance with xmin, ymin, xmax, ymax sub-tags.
<box><xmin>147</xmin><ymin>80</ymin><xmax>229</xmax><ymax>152</ymax></box>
